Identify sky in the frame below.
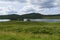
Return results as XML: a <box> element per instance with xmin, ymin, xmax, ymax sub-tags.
<box><xmin>0</xmin><ymin>0</ymin><xmax>60</xmax><ymax>15</ymax></box>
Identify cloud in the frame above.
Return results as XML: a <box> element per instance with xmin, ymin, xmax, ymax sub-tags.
<box><xmin>0</xmin><ymin>7</ymin><xmax>9</xmax><ymax>15</ymax></box>
<box><xmin>0</xmin><ymin>0</ymin><xmax>16</xmax><ymax>1</ymax></box>
<box><xmin>0</xmin><ymin>0</ymin><xmax>27</xmax><ymax>3</ymax></box>
<box><xmin>40</xmin><ymin>7</ymin><xmax>60</xmax><ymax>15</ymax></box>
<box><xmin>41</xmin><ymin>0</ymin><xmax>55</xmax><ymax>8</ymax></box>
<box><xmin>0</xmin><ymin>1</ymin><xmax>27</xmax><ymax>15</ymax></box>
<box><xmin>0</xmin><ymin>0</ymin><xmax>60</xmax><ymax>15</ymax></box>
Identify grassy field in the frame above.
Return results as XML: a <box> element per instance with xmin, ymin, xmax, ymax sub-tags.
<box><xmin>0</xmin><ymin>21</ymin><xmax>60</xmax><ymax>40</ymax></box>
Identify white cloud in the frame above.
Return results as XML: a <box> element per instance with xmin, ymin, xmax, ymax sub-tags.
<box><xmin>0</xmin><ymin>1</ymin><xmax>26</xmax><ymax>15</ymax></box>
<box><xmin>0</xmin><ymin>0</ymin><xmax>60</xmax><ymax>15</ymax></box>
<box><xmin>0</xmin><ymin>7</ymin><xmax>8</xmax><ymax>15</ymax></box>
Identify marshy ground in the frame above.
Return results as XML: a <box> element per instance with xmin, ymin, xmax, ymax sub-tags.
<box><xmin>0</xmin><ymin>21</ymin><xmax>60</xmax><ymax>40</ymax></box>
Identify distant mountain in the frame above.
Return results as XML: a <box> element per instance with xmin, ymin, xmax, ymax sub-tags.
<box><xmin>21</xmin><ymin>13</ymin><xmax>60</xmax><ymax>19</ymax></box>
<box><xmin>0</xmin><ymin>13</ymin><xmax>60</xmax><ymax>21</ymax></box>
<box><xmin>21</xmin><ymin>13</ymin><xmax>43</xmax><ymax>19</ymax></box>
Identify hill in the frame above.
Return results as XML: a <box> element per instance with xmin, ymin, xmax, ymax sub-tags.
<box><xmin>21</xmin><ymin>13</ymin><xmax>60</xmax><ymax>19</ymax></box>
<box><xmin>21</xmin><ymin>13</ymin><xmax>43</xmax><ymax>19</ymax></box>
<box><xmin>0</xmin><ymin>13</ymin><xmax>60</xmax><ymax>21</ymax></box>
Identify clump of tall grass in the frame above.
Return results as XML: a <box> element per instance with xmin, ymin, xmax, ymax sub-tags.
<box><xmin>24</xmin><ymin>27</ymin><xmax>54</xmax><ymax>35</ymax></box>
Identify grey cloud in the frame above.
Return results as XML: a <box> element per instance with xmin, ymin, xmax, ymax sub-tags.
<box><xmin>41</xmin><ymin>0</ymin><xmax>56</xmax><ymax>8</ymax></box>
<box><xmin>0</xmin><ymin>0</ymin><xmax>27</xmax><ymax>3</ymax></box>
<box><xmin>31</xmin><ymin>0</ymin><xmax>42</xmax><ymax>5</ymax></box>
<box><xmin>7</xmin><ymin>10</ymin><xmax>17</xmax><ymax>14</ymax></box>
<box><xmin>31</xmin><ymin>0</ymin><xmax>56</xmax><ymax>8</ymax></box>
<box><xmin>25</xmin><ymin>9</ymin><xmax>35</xmax><ymax>12</ymax></box>
<box><xmin>18</xmin><ymin>0</ymin><xmax>27</xmax><ymax>3</ymax></box>
<box><xmin>0</xmin><ymin>0</ymin><xmax>16</xmax><ymax>1</ymax></box>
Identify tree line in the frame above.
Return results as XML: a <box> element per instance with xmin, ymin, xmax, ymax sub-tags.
<box><xmin>0</xmin><ymin>13</ymin><xmax>60</xmax><ymax>21</ymax></box>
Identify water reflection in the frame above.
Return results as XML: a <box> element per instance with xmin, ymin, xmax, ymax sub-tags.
<box><xmin>0</xmin><ymin>19</ymin><xmax>10</xmax><ymax>22</ymax></box>
<box><xmin>24</xmin><ymin>19</ymin><xmax>60</xmax><ymax>22</ymax></box>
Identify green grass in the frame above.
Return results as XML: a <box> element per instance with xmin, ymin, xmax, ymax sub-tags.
<box><xmin>0</xmin><ymin>21</ymin><xmax>60</xmax><ymax>40</ymax></box>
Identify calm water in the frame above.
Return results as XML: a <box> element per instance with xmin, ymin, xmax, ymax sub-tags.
<box><xmin>0</xmin><ymin>19</ymin><xmax>10</xmax><ymax>22</ymax></box>
<box><xmin>0</xmin><ymin>19</ymin><xmax>60</xmax><ymax>22</ymax></box>
<box><xmin>30</xmin><ymin>19</ymin><xmax>60</xmax><ymax>22</ymax></box>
